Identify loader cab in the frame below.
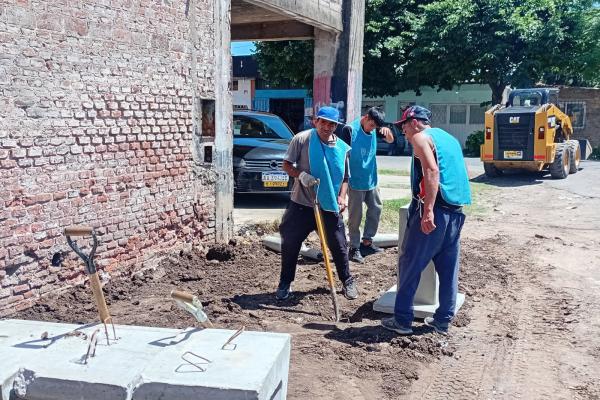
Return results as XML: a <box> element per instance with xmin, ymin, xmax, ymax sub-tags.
<box><xmin>507</xmin><ymin>88</ymin><xmax>559</xmax><ymax>108</ymax></box>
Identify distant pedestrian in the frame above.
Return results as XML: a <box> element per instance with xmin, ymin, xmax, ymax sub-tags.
<box><xmin>276</xmin><ymin>106</ymin><xmax>358</xmax><ymax>301</ymax></box>
<box><xmin>381</xmin><ymin>106</ymin><xmax>471</xmax><ymax>335</ymax></box>
<box><xmin>340</xmin><ymin>107</ymin><xmax>395</xmax><ymax>263</ymax></box>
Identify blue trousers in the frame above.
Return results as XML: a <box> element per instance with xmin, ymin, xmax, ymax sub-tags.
<box><xmin>394</xmin><ymin>201</ymin><xmax>466</xmax><ymax>325</ymax></box>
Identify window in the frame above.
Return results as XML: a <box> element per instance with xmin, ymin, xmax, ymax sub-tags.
<box><xmin>469</xmin><ymin>105</ymin><xmax>486</xmax><ymax>125</ymax></box>
<box><xmin>232</xmin><ymin>80</ymin><xmax>239</xmax><ymax>91</ymax></box>
<box><xmin>449</xmin><ymin>105</ymin><xmax>467</xmax><ymax>124</ymax></box>
<box><xmin>430</xmin><ymin>104</ymin><xmax>447</xmax><ymax>125</ymax></box>
<box><xmin>560</xmin><ymin>101</ymin><xmax>586</xmax><ymax>129</ymax></box>
<box><xmin>233</xmin><ymin>115</ymin><xmax>294</xmax><ymax>139</ymax></box>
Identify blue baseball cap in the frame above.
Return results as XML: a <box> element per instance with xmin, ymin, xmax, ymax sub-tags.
<box><xmin>395</xmin><ymin>105</ymin><xmax>432</xmax><ymax>125</ymax></box>
<box><xmin>315</xmin><ymin>106</ymin><xmax>340</xmax><ymax>124</ymax></box>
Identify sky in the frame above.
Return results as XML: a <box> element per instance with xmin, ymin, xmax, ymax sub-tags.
<box><xmin>231</xmin><ymin>42</ymin><xmax>256</xmax><ymax>56</ymax></box>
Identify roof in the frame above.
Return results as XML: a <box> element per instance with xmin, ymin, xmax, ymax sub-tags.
<box><xmin>232</xmin><ymin>55</ymin><xmax>259</xmax><ymax>78</ymax></box>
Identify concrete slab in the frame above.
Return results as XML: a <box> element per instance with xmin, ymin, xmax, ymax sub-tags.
<box><xmin>263</xmin><ymin>235</ymin><xmax>324</xmax><ymax>261</ymax></box>
<box><xmin>373</xmin><ymin>285</ymin><xmax>466</xmax><ymax>319</ymax></box>
<box><xmin>0</xmin><ymin>320</ymin><xmax>291</xmax><ymax>400</ymax></box>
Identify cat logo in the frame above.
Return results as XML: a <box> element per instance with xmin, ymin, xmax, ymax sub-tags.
<box><xmin>509</xmin><ymin>116</ymin><xmax>520</xmax><ymax>124</ymax></box>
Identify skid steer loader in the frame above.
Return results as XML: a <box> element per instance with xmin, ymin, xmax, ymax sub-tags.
<box><xmin>481</xmin><ymin>88</ymin><xmax>591</xmax><ymax>179</ymax></box>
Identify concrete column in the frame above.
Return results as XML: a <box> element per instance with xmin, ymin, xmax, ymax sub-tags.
<box><xmin>312</xmin><ymin>0</ymin><xmax>365</xmax><ymax>122</ymax></box>
<box><xmin>214</xmin><ymin>0</ymin><xmax>234</xmax><ymax>242</ymax></box>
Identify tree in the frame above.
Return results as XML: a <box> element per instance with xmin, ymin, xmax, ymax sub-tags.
<box><xmin>253</xmin><ymin>41</ymin><xmax>314</xmax><ymax>89</ymax></box>
<box><xmin>362</xmin><ymin>0</ymin><xmax>431</xmax><ymax>97</ymax></box>
<box><xmin>406</xmin><ymin>0</ymin><xmax>598</xmax><ymax>103</ymax></box>
<box><xmin>543</xmin><ymin>6</ymin><xmax>600</xmax><ymax>86</ymax></box>
<box><xmin>253</xmin><ymin>0</ymin><xmax>600</xmax><ymax>103</ymax></box>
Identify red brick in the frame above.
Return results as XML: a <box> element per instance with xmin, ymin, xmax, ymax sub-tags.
<box><xmin>12</xmin><ymin>284</ymin><xmax>30</xmax><ymax>295</ymax></box>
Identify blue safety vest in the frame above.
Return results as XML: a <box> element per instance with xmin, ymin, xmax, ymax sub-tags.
<box><xmin>308</xmin><ymin>129</ymin><xmax>351</xmax><ymax>213</ymax></box>
<box><xmin>347</xmin><ymin>118</ymin><xmax>378</xmax><ymax>190</ymax></box>
<box><xmin>411</xmin><ymin>128</ymin><xmax>471</xmax><ymax>206</ymax></box>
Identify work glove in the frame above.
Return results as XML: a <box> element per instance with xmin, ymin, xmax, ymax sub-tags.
<box><xmin>299</xmin><ymin>171</ymin><xmax>318</xmax><ymax>187</ymax></box>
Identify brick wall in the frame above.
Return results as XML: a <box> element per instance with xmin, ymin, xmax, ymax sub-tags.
<box><xmin>558</xmin><ymin>87</ymin><xmax>600</xmax><ymax>147</ymax></box>
<box><xmin>0</xmin><ymin>0</ymin><xmax>220</xmax><ymax>315</ymax></box>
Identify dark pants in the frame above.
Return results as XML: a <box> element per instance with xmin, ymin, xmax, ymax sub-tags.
<box><xmin>279</xmin><ymin>201</ymin><xmax>352</xmax><ymax>286</ymax></box>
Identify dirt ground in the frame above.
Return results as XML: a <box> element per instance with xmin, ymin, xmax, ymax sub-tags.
<box><xmin>13</xmin><ymin>163</ymin><xmax>600</xmax><ymax>399</ymax></box>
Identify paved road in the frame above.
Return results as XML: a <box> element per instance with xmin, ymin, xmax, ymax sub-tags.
<box><xmin>233</xmin><ymin>155</ymin><xmax>600</xmax><ymax>226</ymax></box>
<box><xmin>377</xmin><ymin>155</ymin><xmax>484</xmax><ymax>172</ymax></box>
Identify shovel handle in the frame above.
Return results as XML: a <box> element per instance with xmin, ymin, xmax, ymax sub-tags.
<box><xmin>65</xmin><ymin>226</ymin><xmax>93</xmax><ymax>237</ymax></box>
<box><xmin>89</xmin><ymin>273</ymin><xmax>111</xmax><ymax>324</ymax></box>
<box><xmin>171</xmin><ymin>290</ymin><xmax>195</xmax><ymax>303</ymax></box>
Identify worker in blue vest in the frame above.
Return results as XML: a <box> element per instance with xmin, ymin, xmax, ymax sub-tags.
<box><xmin>277</xmin><ymin>106</ymin><xmax>358</xmax><ymax>301</ymax></box>
<box><xmin>340</xmin><ymin>107</ymin><xmax>395</xmax><ymax>263</ymax></box>
<box><xmin>381</xmin><ymin>106</ymin><xmax>471</xmax><ymax>335</ymax></box>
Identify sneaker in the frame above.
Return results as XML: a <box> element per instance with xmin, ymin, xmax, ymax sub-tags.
<box><xmin>342</xmin><ymin>278</ymin><xmax>359</xmax><ymax>300</ymax></box>
<box><xmin>424</xmin><ymin>317</ymin><xmax>449</xmax><ymax>335</ymax></box>
<box><xmin>381</xmin><ymin>317</ymin><xmax>413</xmax><ymax>335</ymax></box>
<box><xmin>349</xmin><ymin>247</ymin><xmax>364</xmax><ymax>263</ymax></box>
<box><xmin>275</xmin><ymin>282</ymin><xmax>291</xmax><ymax>300</ymax></box>
<box><xmin>360</xmin><ymin>242</ymin><xmax>384</xmax><ymax>256</ymax></box>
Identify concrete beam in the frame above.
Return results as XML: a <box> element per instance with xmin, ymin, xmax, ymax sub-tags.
<box><xmin>214</xmin><ymin>0</ymin><xmax>234</xmax><ymax>242</ymax></box>
<box><xmin>232</xmin><ymin>21</ymin><xmax>314</xmax><ymax>41</ymax></box>
<box><xmin>242</xmin><ymin>0</ymin><xmax>342</xmax><ymax>32</ymax></box>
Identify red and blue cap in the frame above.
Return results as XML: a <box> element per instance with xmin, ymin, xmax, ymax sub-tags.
<box><xmin>395</xmin><ymin>105</ymin><xmax>432</xmax><ymax>125</ymax></box>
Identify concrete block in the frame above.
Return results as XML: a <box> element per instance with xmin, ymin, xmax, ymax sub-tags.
<box><xmin>133</xmin><ymin>329</ymin><xmax>291</xmax><ymax>400</ymax></box>
<box><xmin>0</xmin><ymin>320</ymin><xmax>291</xmax><ymax>400</ymax></box>
<box><xmin>373</xmin><ymin>285</ymin><xmax>466</xmax><ymax>319</ymax></box>
<box><xmin>371</xmin><ymin>233</ymin><xmax>399</xmax><ymax>248</ymax></box>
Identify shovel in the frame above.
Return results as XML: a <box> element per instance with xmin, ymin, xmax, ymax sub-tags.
<box><xmin>170</xmin><ymin>289</ymin><xmax>213</xmax><ymax>327</ymax></box>
<box><xmin>64</xmin><ymin>226</ymin><xmax>116</xmax><ymax>344</ymax></box>
<box><xmin>312</xmin><ymin>180</ymin><xmax>341</xmax><ymax>322</ymax></box>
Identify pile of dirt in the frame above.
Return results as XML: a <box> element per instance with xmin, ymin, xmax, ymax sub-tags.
<box><xmin>13</xmin><ymin>233</ymin><xmax>514</xmax><ymax>398</ymax></box>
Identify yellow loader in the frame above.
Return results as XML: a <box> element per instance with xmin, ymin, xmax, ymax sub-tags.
<box><xmin>481</xmin><ymin>88</ymin><xmax>591</xmax><ymax>179</ymax></box>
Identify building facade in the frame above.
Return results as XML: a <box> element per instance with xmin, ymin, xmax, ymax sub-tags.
<box><xmin>363</xmin><ymin>84</ymin><xmax>492</xmax><ymax>148</ymax></box>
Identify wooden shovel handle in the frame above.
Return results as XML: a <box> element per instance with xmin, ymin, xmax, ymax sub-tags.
<box><xmin>64</xmin><ymin>226</ymin><xmax>93</xmax><ymax>237</ymax></box>
<box><xmin>170</xmin><ymin>290</ymin><xmax>195</xmax><ymax>303</ymax></box>
<box><xmin>89</xmin><ymin>273</ymin><xmax>111</xmax><ymax>323</ymax></box>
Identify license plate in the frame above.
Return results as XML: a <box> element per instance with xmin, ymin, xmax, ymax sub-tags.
<box><xmin>504</xmin><ymin>150</ymin><xmax>523</xmax><ymax>160</ymax></box>
<box><xmin>262</xmin><ymin>172</ymin><xmax>289</xmax><ymax>187</ymax></box>
<box><xmin>264</xmin><ymin>181</ymin><xmax>288</xmax><ymax>187</ymax></box>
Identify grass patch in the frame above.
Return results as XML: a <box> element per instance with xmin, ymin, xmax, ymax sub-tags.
<box><xmin>361</xmin><ymin>197</ymin><xmax>411</xmax><ymax>232</ymax></box>
<box><xmin>463</xmin><ymin>181</ymin><xmax>495</xmax><ymax>216</ymax></box>
<box><xmin>378</xmin><ymin>168</ymin><xmax>411</xmax><ymax>176</ymax></box>
<box><xmin>379</xmin><ymin>182</ymin><xmax>411</xmax><ymax>189</ymax></box>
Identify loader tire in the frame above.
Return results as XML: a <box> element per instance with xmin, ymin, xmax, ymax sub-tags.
<box><xmin>484</xmin><ymin>162</ymin><xmax>503</xmax><ymax>178</ymax></box>
<box><xmin>567</xmin><ymin>140</ymin><xmax>581</xmax><ymax>174</ymax></box>
<box><xmin>549</xmin><ymin>143</ymin><xmax>570</xmax><ymax>179</ymax></box>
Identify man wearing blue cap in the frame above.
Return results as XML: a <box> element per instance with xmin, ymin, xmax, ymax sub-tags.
<box><xmin>275</xmin><ymin>106</ymin><xmax>359</xmax><ymax>301</ymax></box>
<box><xmin>381</xmin><ymin>105</ymin><xmax>471</xmax><ymax>335</ymax></box>
<box><xmin>340</xmin><ymin>107</ymin><xmax>395</xmax><ymax>263</ymax></box>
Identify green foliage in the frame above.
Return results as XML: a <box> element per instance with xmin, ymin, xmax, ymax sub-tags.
<box><xmin>543</xmin><ymin>7</ymin><xmax>600</xmax><ymax>87</ymax></box>
<box><xmin>253</xmin><ymin>41</ymin><xmax>314</xmax><ymax>89</ymax></box>
<box><xmin>407</xmin><ymin>0</ymin><xmax>598</xmax><ymax>103</ymax></box>
<box><xmin>252</xmin><ymin>0</ymin><xmax>600</xmax><ymax>100</ymax></box>
<box><xmin>590</xmin><ymin>146</ymin><xmax>600</xmax><ymax>161</ymax></box>
<box><xmin>465</xmin><ymin>130</ymin><xmax>485</xmax><ymax>156</ymax></box>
